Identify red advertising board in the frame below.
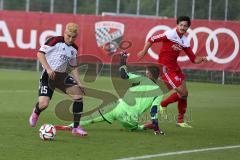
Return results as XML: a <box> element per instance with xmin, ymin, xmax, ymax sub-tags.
<box><xmin>0</xmin><ymin>11</ymin><xmax>239</xmax><ymax>71</ymax></box>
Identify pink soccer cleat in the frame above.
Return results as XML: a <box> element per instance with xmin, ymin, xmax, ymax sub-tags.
<box><xmin>29</xmin><ymin>109</ymin><xmax>39</xmax><ymax>127</ymax></box>
<box><xmin>72</xmin><ymin>126</ymin><xmax>88</xmax><ymax>136</ymax></box>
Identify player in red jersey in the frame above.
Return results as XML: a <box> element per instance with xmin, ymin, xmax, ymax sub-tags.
<box><xmin>138</xmin><ymin>16</ymin><xmax>208</xmax><ymax>128</ymax></box>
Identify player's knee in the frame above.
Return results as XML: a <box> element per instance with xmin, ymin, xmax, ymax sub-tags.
<box><xmin>72</xmin><ymin>95</ymin><xmax>82</xmax><ymax>100</ymax></box>
<box><xmin>181</xmin><ymin>91</ymin><xmax>188</xmax><ymax>99</ymax></box>
<box><xmin>177</xmin><ymin>89</ymin><xmax>188</xmax><ymax>99</ymax></box>
<box><xmin>38</xmin><ymin>100</ymin><xmax>49</xmax><ymax>108</ymax></box>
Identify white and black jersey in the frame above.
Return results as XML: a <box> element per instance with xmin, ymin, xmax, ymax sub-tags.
<box><xmin>38</xmin><ymin>36</ymin><xmax>79</xmax><ymax>98</ymax></box>
<box><xmin>39</xmin><ymin>36</ymin><xmax>78</xmax><ymax>73</ymax></box>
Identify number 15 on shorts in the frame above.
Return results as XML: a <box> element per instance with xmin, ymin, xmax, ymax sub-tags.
<box><xmin>40</xmin><ymin>86</ymin><xmax>48</xmax><ymax>94</ymax></box>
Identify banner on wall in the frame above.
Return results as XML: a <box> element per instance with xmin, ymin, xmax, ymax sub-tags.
<box><xmin>0</xmin><ymin>11</ymin><xmax>239</xmax><ymax>71</ymax></box>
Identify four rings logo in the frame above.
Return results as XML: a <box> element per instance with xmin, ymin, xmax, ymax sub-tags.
<box><xmin>146</xmin><ymin>25</ymin><xmax>239</xmax><ymax>64</ymax></box>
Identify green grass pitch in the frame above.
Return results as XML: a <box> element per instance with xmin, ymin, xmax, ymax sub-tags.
<box><xmin>0</xmin><ymin>69</ymin><xmax>240</xmax><ymax>160</ymax></box>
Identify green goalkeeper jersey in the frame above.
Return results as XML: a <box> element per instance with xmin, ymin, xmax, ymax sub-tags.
<box><xmin>77</xmin><ymin>65</ymin><xmax>163</xmax><ymax>130</ymax></box>
<box><xmin>110</xmin><ymin>72</ymin><xmax>163</xmax><ymax>128</ymax></box>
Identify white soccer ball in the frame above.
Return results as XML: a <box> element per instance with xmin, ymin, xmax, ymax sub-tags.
<box><xmin>39</xmin><ymin>124</ymin><xmax>56</xmax><ymax>141</ymax></box>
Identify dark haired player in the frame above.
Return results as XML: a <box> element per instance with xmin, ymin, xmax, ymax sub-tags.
<box><xmin>138</xmin><ymin>16</ymin><xmax>208</xmax><ymax>128</ymax></box>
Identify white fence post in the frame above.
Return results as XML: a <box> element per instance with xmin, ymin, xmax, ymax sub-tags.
<box><xmin>96</xmin><ymin>0</ymin><xmax>99</xmax><ymax>15</ymax></box>
<box><xmin>73</xmin><ymin>0</ymin><xmax>77</xmax><ymax>15</ymax></box>
<box><xmin>174</xmin><ymin>0</ymin><xmax>178</xmax><ymax>18</ymax></box>
<box><xmin>96</xmin><ymin>62</ymin><xmax>99</xmax><ymax>76</ymax></box>
<box><xmin>224</xmin><ymin>0</ymin><xmax>228</xmax><ymax>21</ymax></box>
<box><xmin>0</xmin><ymin>0</ymin><xmax>4</xmax><ymax>10</ymax></box>
<box><xmin>50</xmin><ymin>0</ymin><xmax>54</xmax><ymax>13</ymax></box>
<box><xmin>222</xmin><ymin>70</ymin><xmax>225</xmax><ymax>84</ymax></box>
<box><xmin>36</xmin><ymin>60</ymin><xmax>40</xmax><ymax>72</ymax></box>
<box><xmin>191</xmin><ymin>0</ymin><xmax>195</xmax><ymax>20</ymax></box>
<box><xmin>116</xmin><ymin>0</ymin><xmax>120</xmax><ymax>14</ymax></box>
<box><xmin>25</xmin><ymin>0</ymin><xmax>30</xmax><ymax>12</ymax></box>
<box><xmin>136</xmin><ymin>0</ymin><xmax>140</xmax><ymax>15</ymax></box>
<box><xmin>208</xmin><ymin>0</ymin><xmax>212</xmax><ymax>20</ymax></box>
<box><xmin>156</xmin><ymin>0</ymin><xmax>160</xmax><ymax>16</ymax></box>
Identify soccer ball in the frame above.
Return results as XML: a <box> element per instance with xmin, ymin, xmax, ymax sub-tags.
<box><xmin>39</xmin><ymin>124</ymin><xmax>56</xmax><ymax>140</ymax></box>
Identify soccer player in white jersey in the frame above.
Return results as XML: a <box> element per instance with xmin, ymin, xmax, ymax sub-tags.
<box><xmin>138</xmin><ymin>16</ymin><xmax>208</xmax><ymax>128</ymax></box>
<box><xmin>29</xmin><ymin>23</ymin><xmax>87</xmax><ymax>136</ymax></box>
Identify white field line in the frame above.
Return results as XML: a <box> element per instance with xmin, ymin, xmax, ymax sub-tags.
<box><xmin>116</xmin><ymin>145</ymin><xmax>240</xmax><ymax>160</ymax></box>
<box><xmin>0</xmin><ymin>90</ymin><xmax>35</xmax><ymax>93</ymax></box>
<box><xmin>0</xmin><ymin>90</ymin><xmax>65</xmax><ymax>97</ymax></box>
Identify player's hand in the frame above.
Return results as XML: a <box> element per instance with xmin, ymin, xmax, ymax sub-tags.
<box><xmin>46</xmin><ymin>68</ymin><xmax>55</xmax><ymax>80</ymax></box>
<box><xmin>194</xmin><ymin>56</ymin><xmax>209</xmax><ymax>64</ymax></box>
<box><xmin>137</xmin><ymin>50</ymin><xmax>146</xmax><ymax>61</ymax></box>
<box><xmin>201</xmin><ymin>56</ymin><xmax>209</xmax><ymax>62</ymax></box>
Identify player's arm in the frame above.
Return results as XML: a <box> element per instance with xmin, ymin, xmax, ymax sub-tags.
<box><xmin>67</xmin><ymin>55</ymin><xmax>83</xmax><ymax>86</ymax></box>
<box><xmin>38</xmin><ymin>37</ymin><xmax>60</xmax><ymax>80</ymax></box>
<box><xmin>194</xmin><ymin>56</ymin><xmax>208</xmax><ymax>64</ymax></box>
<box><xmin>119</xmin><ymin>52</ymin><xmax>129</xmax><ymax>79</ymax></box>
<box><xmin>137</xmin><ymin>33</ymin><xmax>167</xmax><ymax>60</ymax></box>
<box><xmin>70</xmin><ymin>67</ymin><xmax>82</xmax><ymax>84</ymax></box>
<box><xmin>184</xmin><ymin>47</ymin><xmax>208</xmax><ymax>64</ymax></box>
<box><xmin>37</xmin><ymin>51</ymin><xmax>55</xmax><ymax>80</ymax></box>
<box><xmin>119</xmin><ymin>53</ymin><xmax>142</xmax><ymax>82</ymax></box>
<box><xmin>137</xmin><ymin>42</ymin><xmax>152</xmax><ymax>60</ymax></box>
<box><xmin>69</xmin><ymin>63</ymin><xmax>85</xmax><ymax>94</ymax></box>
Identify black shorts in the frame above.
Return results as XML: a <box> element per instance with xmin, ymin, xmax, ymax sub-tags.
<box><xmin>38</xmin><ymin>70</ymin><xmax>78</xmax><ymax>99</ymax></box>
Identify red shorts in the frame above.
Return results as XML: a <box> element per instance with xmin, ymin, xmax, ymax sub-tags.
<box><xmin>159</xmin><ymin>65</ymin><xmax>185</xmax><ymax>90</ymax></box>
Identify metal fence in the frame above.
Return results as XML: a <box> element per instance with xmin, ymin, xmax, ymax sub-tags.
<box><xmin>0</xmin><ymin>0</ymin><xmax>239</xmax><ymax>21</ymax></box>
<box><xmin>0</xmin><ymin>0</ymin><xmax>239</xmax><ymax>84</ymax></box>
<box><xmin>1</xmin><ymin>57</ymin><xmax>240</xmax><ymax>84</ymax></box>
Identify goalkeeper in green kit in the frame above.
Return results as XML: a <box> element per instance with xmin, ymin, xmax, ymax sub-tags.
<box><xmin>58</xmin><ymin>52</ymin><xmax>165</xmax><ymax>135</ymax></box>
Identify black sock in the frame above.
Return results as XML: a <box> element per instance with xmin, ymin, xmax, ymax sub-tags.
<box><xmin>34</xmin><ymin>102</ymin><xmax>45</xmax><ymax>115</ymax></box>
<box><xmin>73</xmin><ymin>99</ymin><xmax>83</xmax><ymax>128</ymax></box>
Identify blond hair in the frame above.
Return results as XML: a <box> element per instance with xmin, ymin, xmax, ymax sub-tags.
<box><xmin>65</xmin><ymin>22</ymin><xmax>78</xmax><ymax>34</ymax></box>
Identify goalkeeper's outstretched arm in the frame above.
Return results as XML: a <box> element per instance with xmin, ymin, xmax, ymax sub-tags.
<box><xmin>118</xmin><ymin>52</ymin><xmax>142</xmax><ymax>83</ymax></box>
<box><xmin>119</xmin><ymin>52</ymin><xmax>129</xmax><ymax>79</ymax></box>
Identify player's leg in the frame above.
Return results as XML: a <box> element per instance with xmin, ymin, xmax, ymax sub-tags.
<box><xmin>65</xmin><ymin>103</ymin><xmax>117</xmax><ymax>128</ymax></box>
<box><xmin>175</xmin><ymin>80</ymin><xmax>188</xmax><ymax>122</ymax></box>
<box><xmin>159</xmin><ymin>67</ymin><xmax>181</xmax><ymax>117</ymax></box>
<box><xmin>139</xmin><ymin>105</ymin><xmax>165</xmax><ymax>135</ymax></box>
<box><xmin>64</xmin><ymin>82</ymin><xmax>87</xmax><ymax>136</ymax></box>
<box><xmin>29</xmin><ymin>96</ymin><xmax>51</xmax><ymax>127</ymax></box>
<box><xmin>175</xmin><ymin>81</ymin><xmax>192</xmax><ymax>128</ymax></box>
<box><xmin>93</xmin><ymin>110</ymin><xmax>115</xmax><ymax>123</ymax></box>
<box><xmin>80</xmin><ymin>110</ymin><xmax>115</xmax><ymax>126</ymax></box>
<box><xmin>159</xmin><ymin>68</ymin><xmax>191</xmax><ymax>127</ymax></box>
<box><xmin>117</xmin><ymin>112</ymin><xmax>139</xmax><ymax>131</ymax></box>
<box><xmin>29</xmin><ymin>71</ymin><xmax>54</xmax><ymax>127</ymax></box>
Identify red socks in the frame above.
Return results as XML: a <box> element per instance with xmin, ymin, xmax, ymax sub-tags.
<box><xmin>143</xmin><ymin>122</ymin><xmax>154</xmax><ymax>129</ymax></box>
<box><xmin>160</xmin><ymin>92</ymin><xmax>188</xmax><ymax>123</ymax></box>
<box><xmin>161</xmin><ymin>92</ymin><xmax>180</xmax><ymax>107</ymax></box>
<box><xmin>177</xmin><ymin>98</ymin><xmax>187</xmax><ymax>123</ymax></box>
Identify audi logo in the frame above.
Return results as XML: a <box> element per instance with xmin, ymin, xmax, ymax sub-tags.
<box><xmin>146</xmin><ymin>25</ymin><xmax>239</xmax><ymax>64</ymax></box>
